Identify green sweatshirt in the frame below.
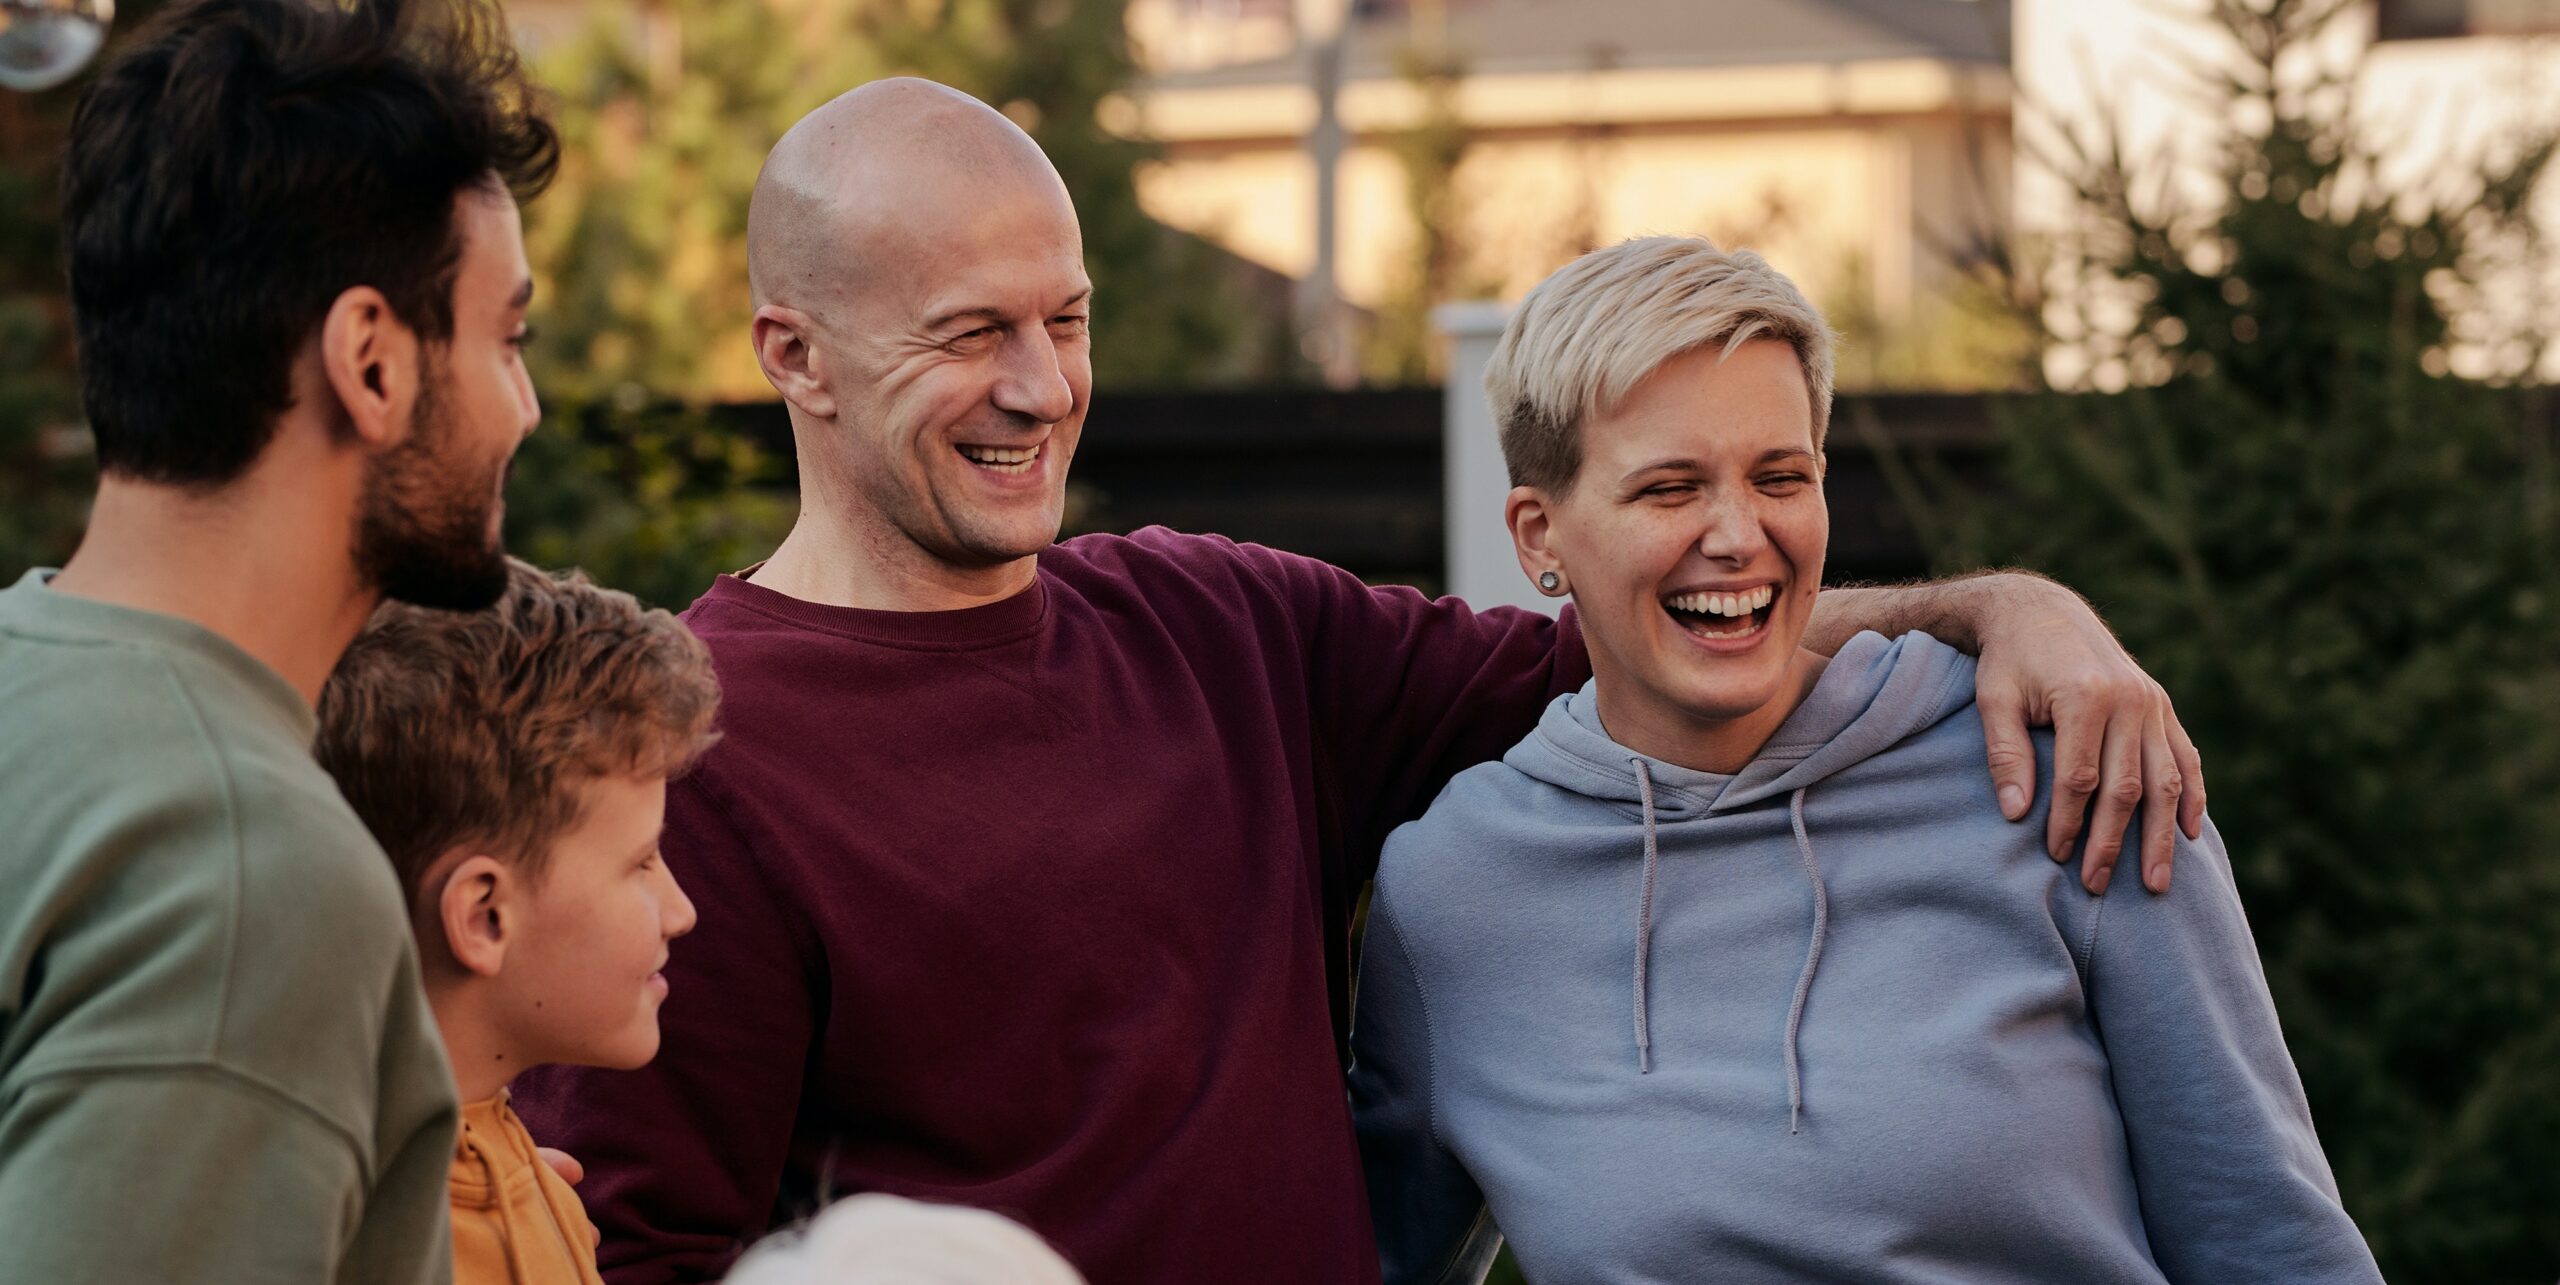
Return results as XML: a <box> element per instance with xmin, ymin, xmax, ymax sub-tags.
<box><xmin>0</xmin><ymin>569</ymin><xmax>458</xmax><ymax>1285</ymax></box>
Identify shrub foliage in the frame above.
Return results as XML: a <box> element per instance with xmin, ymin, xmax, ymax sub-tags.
<box><xmin>1937</xmin><ymin>3</ymin><xmax>2560</xmax><ymax>1278</ymax></box>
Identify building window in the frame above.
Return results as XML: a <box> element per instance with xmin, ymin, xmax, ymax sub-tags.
<box><xmin>2377</xmin><ymin>0</ymin><xmax>2560</xmax><ymax>39</ymax></box>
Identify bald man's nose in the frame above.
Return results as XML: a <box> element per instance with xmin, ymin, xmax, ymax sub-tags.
<box><xmin>992</xmin><ymin>328</ymin><xmax>1076</xmax><ymax>425</ymax></box>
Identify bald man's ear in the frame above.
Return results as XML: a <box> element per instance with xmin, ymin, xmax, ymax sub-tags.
<box><xmin>754</xmin><ymin>305</ymin><xmax>838</xmax><ymax>420</ymax></box>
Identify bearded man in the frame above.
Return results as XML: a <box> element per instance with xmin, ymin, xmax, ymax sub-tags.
<box><xmin>0</xmin><ymin>1</ymin><xmax>556</xmax><ymax>1281</ymax></box>
<box><xmin>518</xmin><ymin>79</ymin><xmax>2207</xmax><ymax>1284</ymax></box>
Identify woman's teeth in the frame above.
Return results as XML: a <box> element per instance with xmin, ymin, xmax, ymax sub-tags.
<box><xmin>959</xmin><ymin>444</ymin><xmax>1041</xmax><ymax>474</ymax></box>
<box><xmin>1665</xmin><ymin>586</ymin><xmax>1774</xmax><ymax>618</ymax></box>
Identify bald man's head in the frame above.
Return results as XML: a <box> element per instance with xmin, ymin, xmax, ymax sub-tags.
<box><xmin>743</xmin><ymin>77</ymin><xmax>1094</xmax><ymax>592</ymax></box>
<box><xmin>747</xmin><ymin>77</ymin><xmax>1077</xmax><ymax>311</ymax></box>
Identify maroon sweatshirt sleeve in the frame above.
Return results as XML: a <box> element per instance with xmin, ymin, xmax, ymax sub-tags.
<box><xmin>513</xmin><ymin>766</ymin><xmax>816</xmax><ymax>1284</ymax></box>
<box><xmin>1225</xmin><ymin>537</ymin><xmax>1590</xmax><ymax>878</ymax></box>
<box><xmin>1211</xmin><ymin>538</ymin><xmax>1589</xmax><ymax>1059</ymax></box>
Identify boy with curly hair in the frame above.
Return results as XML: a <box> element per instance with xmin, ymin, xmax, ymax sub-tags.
<box><xmin>317</xmin><ymin>559</ymin><xmax>719</xmax><ymax>1285</ymax></box>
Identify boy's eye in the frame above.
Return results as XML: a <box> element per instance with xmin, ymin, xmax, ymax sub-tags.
<box><xmin>508</xmin><ymin>325</ymin><xmax>538</xmax><ymax>351</ymax></box>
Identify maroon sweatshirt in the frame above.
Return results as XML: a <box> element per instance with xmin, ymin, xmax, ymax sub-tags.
<box><xmin>513</xmin><ymin>528</ymin><xmax>1586</xmax><ymax>1284</ymax></box>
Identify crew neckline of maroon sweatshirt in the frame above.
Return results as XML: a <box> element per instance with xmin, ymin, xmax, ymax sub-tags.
<box><xmin>515</xmin><ymin>530</ymin><xmax>1584</xmax><ymax>1285</ymax></box>
<box><xmin>704</xmin><ymin>561</ymin><xmax>1050</xmax><ymax>648</ymax></box>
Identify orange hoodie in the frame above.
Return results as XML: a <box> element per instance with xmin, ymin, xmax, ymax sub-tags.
<box><xmin>450</xmin><ymin>1093</ymin><xmax>606</xmax><ymax>1285</ymax></box>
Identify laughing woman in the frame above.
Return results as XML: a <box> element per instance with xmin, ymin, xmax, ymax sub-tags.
<box><xmin>1349</xmin><ymin>237</ymin><xmax>2381</xmax><ymax>1285</ymax></box>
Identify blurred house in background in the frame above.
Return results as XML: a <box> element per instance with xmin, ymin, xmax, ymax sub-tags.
<box><xmin>483</xmin><ymin>0</ymin><xmax>2555</xmax><ymax>389</ymax></box>
<box><xmin>2019</xmin><ymin>0</ymin><xmax>2560</xmax><ymax>384</ymax></box>
<box><xmin>1121</xmin><ymin>0</ymin><xmax>2560</xmax><ymax>384</ymax></box>
<box><xmin>1120</xmin><ymin>0</ymin><xmax>2014</xmax><ymax>384</ymax></box>
<box><xmin>2023</xmin><ymin>0</ymin><xmax>2560</xmax><ymax>209</ymax></box>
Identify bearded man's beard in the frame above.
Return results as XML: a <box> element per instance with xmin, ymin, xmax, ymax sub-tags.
<box><xmin>352</xmin><ymin>366</ymin><xmax>512</xmax><ymax>611</ymax></box>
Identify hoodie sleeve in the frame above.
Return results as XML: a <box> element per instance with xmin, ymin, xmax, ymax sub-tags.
<box><xmin>2084</xmin><ymin>818</ymin><xmax>2383</xmax><ymax>1284</ymax></box>
<box><xmin>1350</xmin><ymin>894</ymin><xmax>1506</xmax><ymax>1285</ymax></box>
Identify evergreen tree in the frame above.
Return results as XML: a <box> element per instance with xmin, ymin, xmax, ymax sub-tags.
<box><xmin>524</xmin><ymin>0</ymin><xmax>879</xmax><ymax>405</ymax></box>
<box><xmin>498</xmin><ymin>0</ymin><xmax>842</xmax><ymax>605</ymax></box>
<box><xmin>1941</xmin><ymin>3</ymin><xmax>2560</xmax><ymax>1277</ymax></box>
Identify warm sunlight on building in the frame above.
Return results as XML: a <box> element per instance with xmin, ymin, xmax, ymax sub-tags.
<box><xmin>1118</xmin><ymin>0</ymin><xmax>2013</xmax><ymax>328</ymax></box>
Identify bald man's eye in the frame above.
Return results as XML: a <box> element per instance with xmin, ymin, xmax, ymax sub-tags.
<box><xmin>943</xmin><ymin>326</ymin><xmax>999</xmax><ymax>353</ymax></box>
<box><xmin>1051</xmin><ymin>313</ymin><xmax>1090</xmax><ymax>338</ymax></box>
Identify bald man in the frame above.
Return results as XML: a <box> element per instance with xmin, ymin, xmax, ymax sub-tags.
<box><xmin>514</xmin><ymin>79</ymin><xmax>2207</xmax><ymax>1284</ymax></box>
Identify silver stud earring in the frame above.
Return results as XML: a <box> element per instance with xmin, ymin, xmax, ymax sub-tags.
<box><xmin>1538</xmin><ymin>571</ymin><xmax>1562</xmax><ymax>593</ymax></box>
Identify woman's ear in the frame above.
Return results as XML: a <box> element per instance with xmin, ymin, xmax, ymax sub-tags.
<box><xmin>1506</xmin><ymin>485</ymin><xmax>1569</xmax><ymax>597</ymax></box>
<box><xmin>434</xmin><ymin>854</ymin><xmax>515</xmax><ymax>979</ymax></box>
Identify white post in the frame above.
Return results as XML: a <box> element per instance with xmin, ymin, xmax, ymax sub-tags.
<box><xmin>1295</xmin><ymin>0</ymin><xmax>1358</xmax><ymax>388</ymax></box>
<box><xmin>1437</xmin><ymin>301</ymin><xmax>1554</xmax><ymax>615</ymax></box>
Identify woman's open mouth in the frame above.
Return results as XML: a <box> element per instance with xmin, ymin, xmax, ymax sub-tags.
<box><xmin>1663</xmin><ymin>585</ymin><xmax>1775</xmax><ymax>642</ymax></box>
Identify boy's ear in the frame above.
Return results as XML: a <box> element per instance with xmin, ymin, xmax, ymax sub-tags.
<box><xmin>435</xmin><ymin>854</ymin><xmax>515</xmax><ymax>979</ymax></box>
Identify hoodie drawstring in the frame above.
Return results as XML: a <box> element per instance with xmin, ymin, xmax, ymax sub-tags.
<box><xmin>457</xmin><ymin>1110</ymin><xmax>547</xmax><ymax>1285</ymax></box>
<box><xmin>1784</xmin><ymin>786</ymin><xmax>1829</xmax><ymax>1135</ymax></box>
<box><xmin>1624</xmin><ymin>765</ymin><xmax>1831</xmax><ymax>1133</ymax></box>
<box><xmin>457</xmin><ymin>1095</ymin><xmax>605</xmax><ymax>1285</ymax></box>
<box><xmin>1630</xmin><ymin>758</ymin><xmax>1662</xmax><ymax>1075</ymax></box>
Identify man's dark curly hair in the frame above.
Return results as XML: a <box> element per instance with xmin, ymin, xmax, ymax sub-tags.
<box><xmin>61</xmin><ymin>0</ymin><xmax>558</xmax><ymax>486</ymax></box>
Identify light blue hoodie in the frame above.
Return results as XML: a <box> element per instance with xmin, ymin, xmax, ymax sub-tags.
<box><xmin>1350</xmin><ymin>631</ymin><xmax>2380</xmax><ymax>1285</ymax></box>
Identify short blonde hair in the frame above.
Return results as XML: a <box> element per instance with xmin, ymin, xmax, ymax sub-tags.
<box><xmin>316</xmin><ymin>558</ymin><xmax>721</xmax><ymax>900</ymax></box>
<box><xmin>1486</xmin><ymin>235</ymin><xmax>1835</xmax><ymax>493</ymax></box>
<box><xmin>723</xmin><ymin>1195</ymin><xmax>1086</xmax><ymax>1285</ymax></box>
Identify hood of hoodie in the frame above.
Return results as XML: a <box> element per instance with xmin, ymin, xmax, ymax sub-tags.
<box><xmin>1492</xmin><ymin>629</ymin><xmax>1977</xmax><ymax>1111</ymax></box>
<box><xmin>1505</xmin><ymin>629</ymin><xmax>1977</xmax><ymax>813</ymax></box>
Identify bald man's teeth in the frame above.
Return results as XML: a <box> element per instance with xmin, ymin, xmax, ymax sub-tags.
<box><xmin>959</xmin><ymin>444</ymin><xmax>1040</xmax><ymax>474</ymax></box>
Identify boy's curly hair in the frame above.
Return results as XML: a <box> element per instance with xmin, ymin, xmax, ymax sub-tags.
<box><xmin>317</xmin><ymin>558</ymin><xmax>721</xmax><ymax>898</ymax></box>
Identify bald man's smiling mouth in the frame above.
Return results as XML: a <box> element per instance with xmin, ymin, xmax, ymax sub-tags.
<box><xmin>957</xmin><ymin>441</ymin><xmax>1043</xmax><ymax>476</ymax></box>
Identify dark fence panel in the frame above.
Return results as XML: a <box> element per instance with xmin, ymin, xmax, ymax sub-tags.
<box><xmin>705</xmin><ymin>387</ymin><xmax>2000</xmax><ymax>589</ymax></box>
<box><xmin>1067</xmin><ymin>387</ymin><xmax>1451</xmax><ymax>585</ymax></box>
